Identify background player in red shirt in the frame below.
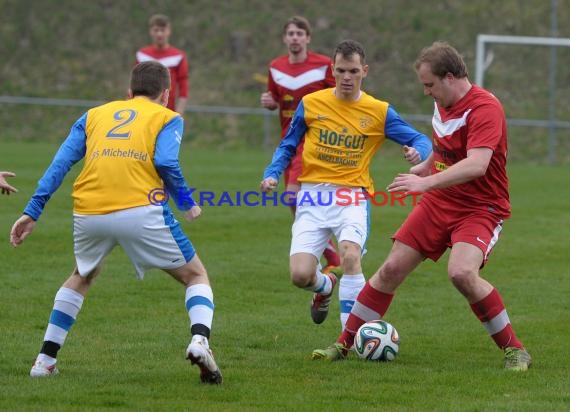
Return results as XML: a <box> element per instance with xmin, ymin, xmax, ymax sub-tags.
<box><xmin>313</xmin><ymin>41</ymin><xmax>531</xmax><ymax>372</ymax></box>
<box><xmin>260</xmin><ymin>16</ymin><xmax>348</xmax><ymax>326</ymax></box>
<box><xmin>136</xmin><ymin>14</ymin><xmax>188</xmax><ymax>114</ymax></box>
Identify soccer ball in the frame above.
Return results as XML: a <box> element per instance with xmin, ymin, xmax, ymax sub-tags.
<box><xmin>354</xmin><ymin>320</ymin><xmax>400</xmax><ymax>361</ymax></box>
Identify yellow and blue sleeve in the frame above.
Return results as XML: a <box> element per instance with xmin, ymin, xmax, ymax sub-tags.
<box><xmin>385</xmin><ymin>105</ymin><xmax>432</xmax><ymax>160</ymax></box>
<box><xmin>23</xmin><ymin>113</ymin><xmax>88</xmax><ymax>220</ymax></box>
<box><xmin>154</xmin><ymin>116</ymin><xmax>196</xmax><ymax>210</ymax></box>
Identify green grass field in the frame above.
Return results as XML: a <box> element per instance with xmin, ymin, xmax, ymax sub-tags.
<box><xmin>0</xmin><ymin>142</ymin><xmax>568</xmax><ymax>411</ymax></box>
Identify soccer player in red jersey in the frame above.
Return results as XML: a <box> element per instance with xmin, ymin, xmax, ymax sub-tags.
<box><xmin>313</xmin><ymin>42</ymin><xmax>532</xmax><ymax>371</ymax></box>
<box><xmin>136</xmin><ymin>14</ymin><xmax>188</xmax><ymax>114</ymax></box>
<box><xmin>261</xmin><ymin>16</ymin><xmax>350</xmax><ymax>324</ymax></box>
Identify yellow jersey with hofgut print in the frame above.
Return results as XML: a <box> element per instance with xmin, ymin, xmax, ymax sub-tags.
<box><xmin>298</xmin><ymin>89</ymin><xmax>389</xmax><ymax>193</ymax></box>
<box><xmin>73</xmin><ymin>97</ymin><xmax>179</xmax><ymax>214</ymax></box>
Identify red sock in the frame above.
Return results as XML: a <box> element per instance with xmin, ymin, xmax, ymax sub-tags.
<box><xmin>470</xmin><ymin>288</ymin><xmax>523</xmax><ymax>349</ymax></box>
<box><xmin>323</xmin><ymin>239</ymin><xmax>341</xmax><ymax>267</ymax></box>
<box><xmin>337</xmin><ymin>282</ymin><xmax>394</xmax><ymax>348</ymax></box>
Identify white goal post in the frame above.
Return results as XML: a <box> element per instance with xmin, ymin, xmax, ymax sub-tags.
<box><xmin>475</xmin><ymin>34</ymin><xmax>570</xmax><ymax>87</ymax></box>
<box><xmin>475</xmin><ymin>34</ymin><xmax>570</xmax><ymax>163</ymax></box>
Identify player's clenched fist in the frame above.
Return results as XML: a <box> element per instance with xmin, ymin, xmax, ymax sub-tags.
<box><xmin>260</xmin><ymin>177</ymin><xmax>278</xmax><ymax>192</ymax></box>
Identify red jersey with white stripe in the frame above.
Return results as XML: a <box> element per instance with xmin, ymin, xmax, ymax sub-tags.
<box><xmin>267</xmin><ymin>52</ymin><xmax>335</xmax><ymax>137</ymax></box>
<box><xmin>424</xmin><ymin>85</ymin><xmax>511</xmax><ymax>217</ymax></box>
<box><xmin>136</xmin><ymin>46</ymin><xmax>189</xmax><ymax>110</ymax></box>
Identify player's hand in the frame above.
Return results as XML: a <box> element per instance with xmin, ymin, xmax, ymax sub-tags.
<box><xmin>10</xmin><ymin>214</ymin><xmax>35</xmax><ymax>247</ymax></box>
<box><xmin>0</xmin><ymin>171</ymin><xmax>17</xmax><ymax>195</ymax></box>
<box><xmin>260</xmin><ymin>92</ymin><xmax>278</xmax><ymax>110</ymax></box>
<box><xmin>184</xmin><ymin>205</ymin><xmax>202</xmax><ymax>222</ymax></box>
<box><xmin>387</xmin><ymin>173</ymin><xmax>429</xmax><ymax>194</ymax></box>
<box><xmin>410</xmin><ymin>160</ymin><xmax>432</xmax><ymax>177</ymax></box>
<box><xmin>260</xmin><ymin>177</ymin><xmax>278</xmax><ymax>192</ymax></box>
<box><xmin>403</xmin><ymin>146</ymin><xmax>421</xmax><ymax>165</ymax></box>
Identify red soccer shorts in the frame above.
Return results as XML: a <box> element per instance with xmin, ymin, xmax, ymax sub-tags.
<box><xmin>393</xmin><ymin>195</ymin><xmax>505</xmax><ymax>265</ymax></box>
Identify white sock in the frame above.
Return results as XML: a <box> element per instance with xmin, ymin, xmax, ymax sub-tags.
<box><xmin>339</xmin><ymin>274</ymin><xmax>365</xmax><ymax>329</ymax></box>
<box><xmin>306</xmin><ymin>270</ymin><xmax>333</xmax><ymax>295</ymax></box>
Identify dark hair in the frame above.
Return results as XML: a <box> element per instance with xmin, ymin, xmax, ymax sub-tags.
<box><xmin>414</xmin><ymin>41</ymin><xmax>468</xmax><ymax>78</ymax></box>
<box><xmin>332</xmin><ymin>39</ymin><xmax>366</xmax><ymax>65</ymax></box>
<box><xmin>130</xmin><ymin>61</ymin><xmax>170</xmax><ymax>99</ymax></box>
<box><xmin>283</xmin><ymin>16</ymin><xmax>311</xmax><ymax>36</ymax></box>
<box><xmin>148</xmin><ymin>14</ymin><xmax>170</xmax><ymax>28</ymax></box>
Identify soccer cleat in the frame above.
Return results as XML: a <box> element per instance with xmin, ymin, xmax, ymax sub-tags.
<box><xmin>30</xmin><ymin>359</ymin><xmax>59</xmax><ymax>377</ymax></box>
<box><xmin>186</xmin><ymin>341</ymin><xmax>223</xmax><ymax>384</ymax></box>
<box><xmin>311</xmin><ymin>273</ymin><xmax>338</xmax><ymax>324</ymax></box>
<box><xmin>312</xmin><ymin>342</ymin><xmax>348</xmax><ymax>361</ymax></box>
<box><xmin>504</xmin><ymin>347</ymin><xmax>532</xmax><ymax>371</ymax></box>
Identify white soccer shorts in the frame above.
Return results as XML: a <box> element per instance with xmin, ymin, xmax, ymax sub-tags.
<box><xmin>73</xmin><ymin>205</ymin><xmax>195</xmax><ymax>279</ymax></box>
<box><xmin>290</xmin><ymin>183</ymin><xmax>369</xmax><ymax>258</ymax></box>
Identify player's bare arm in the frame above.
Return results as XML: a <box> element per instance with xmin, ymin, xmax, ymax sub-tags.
<box><xmin>260</xmin><ymin>92</ymin><xmax>278</xmax><ymax>110</ymax></box>
<box><xmin>175</xmin><ymin>97</ymin><xmax>188</xmax><ymax>115</ymax></box>
<box><xmin>388</xmin><ymin>147</ymin><xmax>493</xmax><ymax>193</ymax></box>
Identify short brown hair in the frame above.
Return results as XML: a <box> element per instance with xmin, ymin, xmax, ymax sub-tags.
<box><xmin>283</xmin><ymin>16</ymin><xmax>311</xmax><ymax>36</ymax></box>
<box><xmin>332</xmin><ymin>40</ymin><xmax>366</xmax><ymax>65</ymax></box>
<box><xmin>148</xmin><ymin>14</ymin><xmax>170</xmax><ymax>28</ymax></box>
<box><xmin>414</xmin><ymin>41</ymin><xmax>468</xmax><ymax>78</ymax></box>
<box><xmin>130</xmin><ymin>61</ymin><xmax>171</xmax><ymax>99</ymax></box>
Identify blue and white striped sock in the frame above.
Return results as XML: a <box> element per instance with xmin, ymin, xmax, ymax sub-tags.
<box><xmin>39</xmin><ymin>287</ymin><xmax>84</xmax><ymax>364</ymax></box>
<box><xmin>185</xmin><ymin>284</ymin><xmax>214</xmax><ymax>346</ymax></box>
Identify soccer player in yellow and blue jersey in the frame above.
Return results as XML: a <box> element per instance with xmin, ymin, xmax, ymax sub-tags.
<box><xmin>261</xmin><ymin>16</ymin><xmax>341</xmax><ymax>271</ymax></box>
<box><xmin>10</xmin><ymin>61</ymin><xmax>222</xmax><ymax>384</ymax></box>
<box><xmin>261</xmin><ymin>40</ymin><xmax>432</xmax><ymax>332</ymax></box>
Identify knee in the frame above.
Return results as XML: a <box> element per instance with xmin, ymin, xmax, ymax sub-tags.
<box><xmin>290</xmin><ymin>268</ymin><xmax>312</xmax><ymax>288</ymax></box>
<box><xmin>341</xmin><ymin>251</ymin><xmax>360</xmax><ymax>272</ymax></box>
<box><xmin>339</xmin><ymin>241</ymin><xmax>361</xmax><ymax>272</ymax></box>
<box><xmin>448</xmin><ymin>266</ymin><xmax>477</xmax><ymax>290</ymax></box>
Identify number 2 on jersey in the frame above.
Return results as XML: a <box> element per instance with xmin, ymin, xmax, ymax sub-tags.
<box><xmin>106</xmin><ymin>110</ymin><xmax>137</xmax><ymax>139</ymax></box>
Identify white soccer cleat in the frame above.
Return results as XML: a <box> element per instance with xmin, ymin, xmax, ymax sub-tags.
<box><xmin>186</xmin><ymin>341</ymin><xmax>223</xmax><ymax>384</ymax></box>
<box><xmin>30</xmin><ymin>359</ymin><xmax>59</xmax><ymax>377</ymax></box>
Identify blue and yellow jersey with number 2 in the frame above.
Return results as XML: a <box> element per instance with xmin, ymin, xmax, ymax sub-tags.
<box><xmin>263</xmin><ymin>88</ymin><xmax>432</xmax><ymax>193</ymax></box>
<box><xmin>24</xmin><ymin>97</ymin><xmax>195</xmax><ymax>219</ymax></box>
<box><xmin>74</xmin><ymin>98</ymin><xmax>179</xmax><ymax>213</ymax></box>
